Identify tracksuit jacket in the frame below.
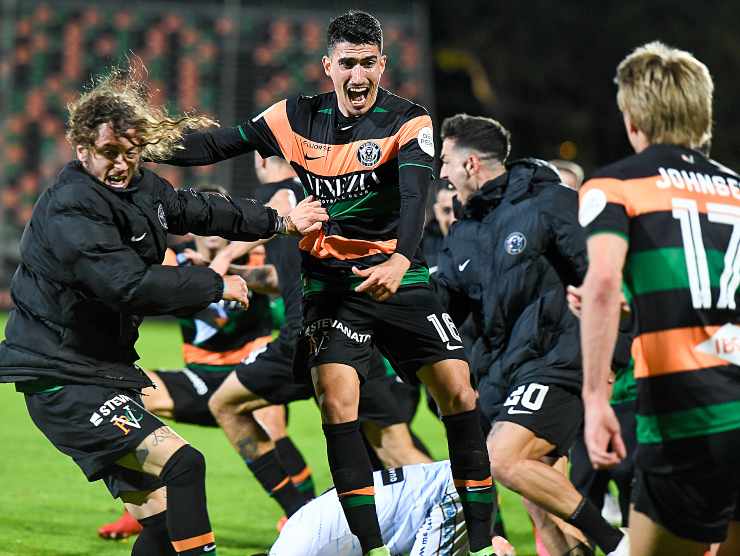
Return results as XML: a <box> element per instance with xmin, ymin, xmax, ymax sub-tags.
<box><xmin>434</xmin><ymin>159</ymin><xmax>588</xmax><ymax>420</ymax></box>
<box><xmin>0</xmin><ymin>161</ymin><xmax>280</xmax><ymax>389</ymax></box>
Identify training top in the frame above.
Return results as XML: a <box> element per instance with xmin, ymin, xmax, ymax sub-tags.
<box><xmin>269</xmin><ymin>461</ymin><xmax>467</xmax><ymax>556</ymax></box>
<box><xmin>164</xmin><ymin>88</ymin><xmax>435</xmax><ymax>291</ymax></box>
<box><xmin>579</xmin><ymin>144</ymin><xmax>740</xmax><ymax>472</ymax></box>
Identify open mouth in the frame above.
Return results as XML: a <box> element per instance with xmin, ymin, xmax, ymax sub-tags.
<box><xmin>347</xmin><ymin>85</ymin><xmax>371</xmax><ymax>108</ymax></box>
<box><xmin>105</xmin><ymin>173</ymin><xmax>129</xmax><ymax>187</ymax></box>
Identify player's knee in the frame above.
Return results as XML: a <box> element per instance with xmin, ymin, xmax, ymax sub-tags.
<box><xmin>489</xmin><ymin>453</ymin><xmax>519</xmax><ymax>490</ymax></box>
<box><xmin>159</xmin><ymin>445</ymin><xmax>206</xmax><ymax>485</ymax></box>
<box><xmin>438</xmin><ymin>383</ymin><xmax>477</xmax><ymax>415</ymax></box>
<box><xmin>318</xmin><ymin>392</ymin><xmax>357</xmax><ymax>423</ymax></box>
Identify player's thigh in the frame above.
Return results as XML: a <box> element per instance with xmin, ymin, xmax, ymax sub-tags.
<box><xmin>140</xmin><ymin>370</ymin><xmax>175</xmax><ymax>417</ymax></box>
<box><xmin>629</xmin><ymin>505</ymin><xmax>708</xmax><ymax>556</ymax></box>
<box><xmin>312</xmin><ymin>362</ymin><xmax>361</xmax><ymax>422</ymax></box>
<box><xmin>487</xmin><ymin>419</ymin><xmax>555</xmax><ymax>466</ymax></box>
<box><xmin>116</xmin><ymin>425</ymin><xmax>188</xmax><ymax>477</ymax></box>
<box><xmin>122</xmin><ymin>486</ymin><xmax>167</xmax><ymax>521</ymax></box>
<box><xmin>210</xmin><ymin>369</ymin><xmax>267</xmax><ymax>413</ymax></box>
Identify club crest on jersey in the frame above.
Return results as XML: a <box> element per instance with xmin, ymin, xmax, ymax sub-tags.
<box><xmin>157</xmin><ymin>203</ymin><xmax>168</xmax><ymax>230</ymax></box>
<box><xmin>505</xmin><ymin>232</ymin><xmax>527</xmax><ymax>255</ymax></box>
<box><xmin>357</xmin><ymin>141</ymin><xmax>382</xmax><ymax>167</ymax></box>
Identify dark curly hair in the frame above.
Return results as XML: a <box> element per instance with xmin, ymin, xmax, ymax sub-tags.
<box><xmin>440</xmin><ymin>113</ymin><xmax>511</xmax><ymax>164</ymax></box>
<box><xmin>327</xmin><ymin>10</ymin><xmax>383</xmax><ymax>53</ymax></box>
<box><xmin>66</xmin><ymin>65</ymin><xmax>217</xmax><ymax>160</ymax></box>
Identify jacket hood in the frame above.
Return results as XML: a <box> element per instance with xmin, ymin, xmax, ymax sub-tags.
<box><xmin>460</xmin><ymin>157</ymin><xmax>562</xmax><ymax>219</ymax></box>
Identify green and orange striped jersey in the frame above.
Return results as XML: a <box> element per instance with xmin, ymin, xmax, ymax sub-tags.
<box><xmin>580</xmin><ymin>144</ymin><xmax>740</xmax><ymax>471</ymax></box>
<box><xmin>240</xmin><ymin>88</ymin><xmax>434</xmax><ymax>288</ymax></box>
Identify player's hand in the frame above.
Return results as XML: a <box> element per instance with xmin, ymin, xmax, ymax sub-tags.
<box><xmin>583</xmin><ymin>396</ymin><xmax>626</xmax><ymax>469</ymax></box>
<box><xmin>285</xmin><ymin>196</ymin><xmax>328</xmax><ymax>235</ymax></box>
<box><xmin>568</xmin><ymin>284</ymin><xmax>630</xmax><ymax>319</ymax></box>
<box><xmin>352</xmin><ymin>253</ymin><xmax>411</xmax><ymax>302</ymax></box>
<box><xmin>182</xmin><ymin>248</ymin><xmax>210</xmax><ymax>266</ymax></box>
<box><xmin>222</xmin><ymin>274</ymin><xmax>249</xmax><ymax>309</ymax></box>
<box><xmin>566</xmin><ymin>285</ymin><xmax>582</xmax><ymax>319</ymax></box>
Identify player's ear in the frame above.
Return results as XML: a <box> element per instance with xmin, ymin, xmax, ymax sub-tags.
<box><xmin>76</xmin><ymin>145</ymin><xmax>89</xmax><ymax>165</ymax></box>
<box><xmin>322</xmin><ymin>55</ymin><xmax>332</xmax><ymax>77</ymax></box>
<box><xmin>378</xmin><ymin>54</ymin><xmax>387</xmax><ymax>74</ymax></box>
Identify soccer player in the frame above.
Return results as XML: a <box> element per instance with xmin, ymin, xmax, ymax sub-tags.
<box><xmin>438</xmin><ymin>114</ymin><xmax>626</xmax><ymax>555</ymax></box>
<box><xmin>0</xmin><ymin>68</ymin><xmax>327</xmax><ymax>556</ymax></box>
<box><xmin>266</xmin><ymin>460</ymin><xmax>515</xmax><ymax>556</ymax></box>
<box><xmin>98</xmin><ymin>233</ymin><xmax>315</xmax><ymax>539</ymax></box>
<box><xmin>579</xmin><ymin>41</ymin><xmax>740</xmax><ymax>555</ymax></box>
<box><xmin>160</xmin><ymin>11</ymin><xmax>495</xmax><ymax>556</ymax></box>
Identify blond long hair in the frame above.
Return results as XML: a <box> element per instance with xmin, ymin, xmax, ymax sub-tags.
<box><xmin>616</xmin><ymin>41</ymin><xmax>713</xmax><ymax>149</ymax></box>
<box><xmin>66</xmin><ymin>65</ymin><xmax>217</xmax><ymax>160</ymax></box>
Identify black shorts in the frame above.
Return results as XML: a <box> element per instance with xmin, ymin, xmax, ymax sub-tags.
<box><xmin>238</xmin><ymin>337</ymin><xmax>413</xmax><ymax>427</ymax></box>
<box><xmin>235</xmin><ymin>338</ymin><xmax>314</xmax><ymax>405</ymax></box>
<box><xmin>297</xmin><ymin>286</ymin><xmax>467</xmax><ymax>384</ymax></box>
<box><xmin>633</xmin><ymin>466</ymin><xmax>740</xmax><ymax>543</ymax></box>
<box><xmin>495</xmin><ymin>382</ymin><xmax>583</xmax><ymax>456</ymax></box>
<box><xmin>24</xmin><ymin>384</ymin><xmax>164</xmax><ymax>498</ymax></box>
<box><xmin>152</xmin><ymin>368</ymin><xmax>231</xmax><ymax>427</ymax></box>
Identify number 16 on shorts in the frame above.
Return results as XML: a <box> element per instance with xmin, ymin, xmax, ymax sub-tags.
<box><xmin>504</xmin><ymin>383</ymin><xmax>550</xmax><ymax>415</ymax></box>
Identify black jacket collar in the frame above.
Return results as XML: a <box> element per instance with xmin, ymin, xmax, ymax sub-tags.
<box><xmin>456</xmin><ymin>158</ymin><xmax>563</xmax><ymax>220</ymax></box>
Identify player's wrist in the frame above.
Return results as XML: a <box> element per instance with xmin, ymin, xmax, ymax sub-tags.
<box><xmin>389</xmin><ymin>252</ymin><xmax>411</xmax><ymax>270</ymax></box>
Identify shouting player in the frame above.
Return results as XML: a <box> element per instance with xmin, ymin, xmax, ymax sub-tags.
<box><xmin>0</xmin><ymin>68</ymin><xmax>326</xmax><ymax>556</ymax></box>
<box><xmin>160</xmin><ymin>11</ymin><xmax>495</xmax><ymax>556</ymax></box>
<box><xmin>580</xmin><ymin>42</ymin><xmax>740</xmax><ymax>555</ymax></box>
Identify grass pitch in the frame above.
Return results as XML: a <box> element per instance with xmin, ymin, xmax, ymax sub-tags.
<box><xmin>0</xmin><ymin>314</ymin><xmax>537</xmax><ymax>555</ymax></box>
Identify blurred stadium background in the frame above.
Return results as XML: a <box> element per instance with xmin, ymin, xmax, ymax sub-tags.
<box><xmin>2</xmin><ymin>0</ymin><xmax>740</xmax><ymax>299</ymax></box>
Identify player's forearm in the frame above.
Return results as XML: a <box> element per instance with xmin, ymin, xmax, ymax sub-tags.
<box><xmin>228</xmin><ymin>264</ymin><xmax>279</xmax><ymax>294</ymax></box>
<box><xmin>162</xmin><ymin>126</ymin><xmax>253</xmax><ymax>166</ymax></box>
<box><xmin>580</xmin><ymin>269</ymin><xmax>623</xmax><ymax>402</ymax></box>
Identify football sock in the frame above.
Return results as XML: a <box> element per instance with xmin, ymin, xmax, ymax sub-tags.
<box><xmin>323</xmin><ymin>420</ymin><xmax>384</xmax><ymax>553</ymax></box>
<box><xmin>566</xmin><ymin>496</ymin><xmax>623</xmax><ymax>553</ymax></box>
<box><xmin>159</xmin><ymin>445</ymin><xmax>216</xmax><ymax>555</ymax></box>
<box><xmin>493</xmin><ymin>502</ymin><xmax>507</xmax><ymax>538</ymax></box>
<box><xmin>442</xmin><ymin>408</ymin><xmax>494</xmax><ymax>552</ymax></box>
<box><xmin>248</xmin><ymin>449</ymin><xmax>306</xmax><ymax>516</ymax></box>
<box><xmin>275</xmin><ymin>437</ymin><xmax>316</xmax><ymax>500</ymax></box>
<box><xmin>132</xmin><ymin>511</ymin><xmax>176</xmax><ymax>556</ymax></box>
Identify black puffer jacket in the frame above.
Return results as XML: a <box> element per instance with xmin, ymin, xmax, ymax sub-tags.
<box><xmin>0</xmin><ymin>161</ymin><xmax>280</xmax><ymax>389</ymax></box>
<box><xmin>478</xmin><ymin>159</ymin><xmax>587</xmax><ymax>402</ymax></box>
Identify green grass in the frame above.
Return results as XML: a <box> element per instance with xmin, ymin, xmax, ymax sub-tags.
<box><xmin>0</xmin><ymin>314</ymin><xmax>537</xmax><ymax>555</ymax></box>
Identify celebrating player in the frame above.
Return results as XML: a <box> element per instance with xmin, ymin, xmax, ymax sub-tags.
<box><xmin>0</xmin><ymin>68</ymin><xmax>327</xmax><ymax>556</ymax></box>
<box><xmin>580</xmin><ymin>41</ymin><xmax>740</xmax><ymax>555</ymax></box>
<box><xmin>160</xmin><ymin>11</ymin><xmax>495</xmax><ymax>556</ymax></box>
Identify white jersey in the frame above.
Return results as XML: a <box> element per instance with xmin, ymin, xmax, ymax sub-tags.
<box><xmin>269</xmin><ymin>461</ymin><xmax>467</xmax><ymax>556</ymax></box>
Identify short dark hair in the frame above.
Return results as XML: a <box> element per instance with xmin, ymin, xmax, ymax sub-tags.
<box><xmin>440</xmin><ymin>113</ymin><xmax>511</xmax><ymax>164</ymax></box>
<box><xmin>327</xmin><ymin>10</ymin><xmax>383</xmax><ymax>53</ymax></box>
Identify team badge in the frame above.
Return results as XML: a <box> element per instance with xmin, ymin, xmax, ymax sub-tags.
<box><xmin>504</xmin><ymin>232</ymin><xmax>527</xmax><ymax>255</ymax></box>
<box><xmin>157</xmin><ymin>203</ymin><xmax>168</xmax><ymax>229</ymax></box>
<box><xmin>357</xmin><ymin>141</ymin><xmax>382</xmax><ymax>167</ymax></box>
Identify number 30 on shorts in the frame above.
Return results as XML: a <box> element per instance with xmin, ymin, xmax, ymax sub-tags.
<box><xmin>504</xmin><ymin>383</ymin><xmax>550</xmax><ymax>413</ymax></box>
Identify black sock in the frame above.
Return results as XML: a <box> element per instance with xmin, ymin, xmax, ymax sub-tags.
<box><xmin>442</xmin><ymin>408</ymin><xmax>494</xmax><ymax>552</ymax></box>
<box><xmin>159</xmin><ymin>445</ymin><xmax>216</xmax><ymax>555</ymax></box>
<box><xmin>275</xmin><ymin>437</ymin><xmax>316</xmax><ymax>500</ymax></box>
<box><xmin>566</xmin><ymin>496</ymin><xmax>623</xmax><ymax>553</ymax></box>
<box><xmin>493</xmin><ymin>503</ymin><xmax>507</xmax><ymax>538</ymax></box>
<box><xmin>132</xmin><ymin>512</ymin><xmax>176</xmax><ymax>556</ymax></box>
<box><xmin>247</xmin><ymin>449</ymin><xmax>306</xmax><ymax>516</ymax></box>
<box><xmin>323</xmin><ymin>420</ymin><xmax>383</xmax><ymax>553</ymax></box>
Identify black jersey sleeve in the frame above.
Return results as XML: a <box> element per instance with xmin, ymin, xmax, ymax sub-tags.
<box><xmin>157</xmin><ymin>99</ymin><xmax>292</xmax><ymax>166</ymax></box>
<box><xmin>432</xmin><ymin>241</ymin><xmax>472</xmax><ymax>325</ymax></box>
<box><xmin>395</xmin><ymin>111</ymin><xmax>435</xmax><ymax>260</ymax></box>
